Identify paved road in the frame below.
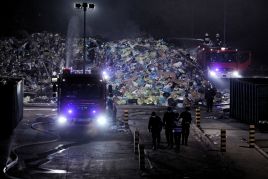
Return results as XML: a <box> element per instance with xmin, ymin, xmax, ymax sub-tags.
<box><xmin>118</xmin><ymin>105</ymin><xmax>244</xmax><ymax>179</ymax></box>
<box><xmin>3</xmin><ymin>105</ymin><xmax>268</xmax><ymax>179</ymax></box>
<box><xmin>199</xmin><ymin>107</ymin><xmax>268</xmax><ymax>179</ymax></box>
<box><xmin>6</xmin><ymin>107</ymin><xmax>141</xmax><ymax>179</ymax></box>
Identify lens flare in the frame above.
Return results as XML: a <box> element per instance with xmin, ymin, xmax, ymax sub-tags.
<box><xmin>58</xmin><ymin>116</ymin><xmax>67</xmax><ymax>125</ymax></box>
<box><xmin>68</xmin><ymin>109</ymin><xmax>73</xmax><ymax>114</ymax></box>
<box><xmin>97</xmin><ymin>115</ymin><xmax>107</xmax><ymax>126</ymax></box>
<box><xmin>232</xmin><ymin>71</ymin><xmax>242</xmax><ymax>78</ymax></box>
<box><xmin>209</xmin><ymin>70</ymin><xmax>217</xmax><ymax>78</ymax></box>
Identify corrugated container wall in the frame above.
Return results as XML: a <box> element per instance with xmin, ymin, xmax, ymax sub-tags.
<box><xmin>230</xmin><ymin>78</ymin><xmax>268</xmax><ymax>125</ymax></box>
<box><xmin>0</xmin><ymin>77</ymin><xmax>23</xmax><ymax>138</ymax></box>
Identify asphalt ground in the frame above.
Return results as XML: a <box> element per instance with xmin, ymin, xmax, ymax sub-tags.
<box><xmin>199</xmin><ymin>106</ymin><xmax>268</xmax><ymax>179</ymax></box>
<box><xmin>118</xmin><ymin>105</ymin><xmax>268</xmax><ymax>179</ymax></box>
<box><xmin>2</xmin><ymin>105</ymin><xmax>268</xmax><ymax>179</ymax></box>
<box><xmin>2</xmin><ymin>107</ymin><xmax>142</xmax><ymax>179</ymax></box>
<box><xmin>118</xmin><ymin>105</ymin><xmax>241</xmax><ymax>179</ymax></box>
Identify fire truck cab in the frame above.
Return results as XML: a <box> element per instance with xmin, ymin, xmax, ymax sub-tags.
<box><xmin>52</xmin><ymin>68</ymin><xmax>111</xmax><ymax>126</ymax></box>
<box><xmin>197</xmin><ymin>46</ymin><xmax>251</xmax><ymax>78</ymax></box>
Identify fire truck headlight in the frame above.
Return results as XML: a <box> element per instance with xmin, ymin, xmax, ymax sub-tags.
<box><xmin>97</xmin><ymin>115</ymin><xmax>107</xmax><ymax>126</ymax></box>
<box><xmin>209</xmin><ymin>70</ymin><xmax>217</xmax><ymax>78</ymax></box>
<box><xmin>232</xmin><ymin>71</ymin><xmax>242</xmax><ymax>78</ymax></box>
<box><xmin>102</xmin><ymin>71</ymin><xmax>110</xmax><ymax>80</ymax></box>
<box><xmin>58</xmin><ymin>116</ymin><xmax>67</xmax><ymax>125</ymax></box>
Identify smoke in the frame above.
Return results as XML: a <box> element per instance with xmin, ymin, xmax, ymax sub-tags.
<box><xmin>83</xmin><ymin>0</ymin><xmax>144</xmax><ymax>40</ymax></box>
<box><xmin>1</xmin><ymin>0</ymin><xmax>268</xmax><ymax>64</ymax></box>
<box><xmin>65</xmin><ymin>16</ymin><xmax>81</xmax><ymax>67</ymax></box>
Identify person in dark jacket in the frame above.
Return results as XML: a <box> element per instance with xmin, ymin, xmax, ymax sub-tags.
<box><xmin>148</xmin><ymin>111</ymin><xmax>163</xmax><ymax>150</ymax></box>
<box><xmin>180</xmin><ymin>106</ymin><xmax>192</xmax><ymax>145</ymax></box>
<box><xmin>163</xmin><ymin>107</ymin><xmax>175</xmax><ymax>148</ymax></box>
<box><xmin>205</xmin><ymin>85</ymin><xmax>216</xmax><ymax>112</ymax></box>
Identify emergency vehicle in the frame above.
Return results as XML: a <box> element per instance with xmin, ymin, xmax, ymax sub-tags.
<box><xmin>197</xmin><ymin>46</ymin><xmax>251</xmax><ymax>78</ymax></box>
<box><xmin>52</xmin><ymin>68</ymin><xmax>112</xmax><ymax>126</ymax></box>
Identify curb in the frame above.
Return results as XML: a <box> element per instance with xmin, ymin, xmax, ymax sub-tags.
<box><xmin>128</xmin><ymin>121</ymin><xmax>153</xmax><ymax>171</ymax></box>
<box><xmin>254</xmin><ymin>144</ymin><xmax>268</xmax><ymax>160</ymax></box>
<box><xmin>192</xmin><ymin>123</ymin><xmax>268</xmax><ymax>161</ymax></box>
<box><xmin>191</xmin><ymin>124</ymin><xmax>218</xmax><ymax>151</ymax></box>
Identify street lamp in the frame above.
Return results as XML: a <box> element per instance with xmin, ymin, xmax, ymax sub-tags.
<box><xmin>74</xmin><ymin>2</ymin><xmax>95</xmax><ymax>74</ymax></box>
<box><xmin>223</xmin><ymin>0</ymin><xmax>226</xmax><ymax>46</ymax></box>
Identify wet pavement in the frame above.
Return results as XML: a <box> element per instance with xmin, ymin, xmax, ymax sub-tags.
<box><xmin>199</xmin><ymin>106</ymin><xmax>268</xmax><ymax>179</ymax></box>
<box><xmin>2</xmin><ymin>105</ymin><xmax>268</xmax><ymax>179</ymax></box>
<box><xmin>3</xmin><ymin>106</ymin><xmax>142</xmax><ymax>179</ymax></box>
<box><xmin>118</xmin><ymin>104</ymin><xmax>268</xmax><ymax>179</ymax></box>
<box><xmin>120</xmin><ymin>105</ymin><xmax>244</xmax><ymax>179</ymax></box>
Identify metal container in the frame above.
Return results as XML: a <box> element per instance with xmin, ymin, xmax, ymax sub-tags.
<box><xmin>0</xmin><ymin>77</ymin><xmax>23</xmax><ymax>137</ymax></box>
<box><xmin>230</xmin><ymin>78</ymin><xmax>268</xmax><ymax>127</ymax></box>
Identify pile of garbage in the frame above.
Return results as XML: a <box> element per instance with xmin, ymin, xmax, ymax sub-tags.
<box><xmin>98</xmin><ymin>38</ymin><xmax>208</xmax><ymax>106</ymax></box>
<box><xmin>0</xmin><ymin>32</ymin><xmax>66</xmax><ymax>102</ymax></box>
<box><xmin>0</xmin><ymin>32</ymin><xmax>210</xmax><ymax>106</ymax></box>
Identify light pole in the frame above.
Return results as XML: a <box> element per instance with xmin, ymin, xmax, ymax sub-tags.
<box><xmin>223</xmin><ymin>0</ymin><xmax>226</xmax><ymax>46</ymax></box>
<box><xmin>74</xmin><ymin>2</ymin><xmax>95</xmax><ymax>74</ymax></box>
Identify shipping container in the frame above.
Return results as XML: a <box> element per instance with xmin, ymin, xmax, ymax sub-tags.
<box><xmin>0</xmin><ymin>77</ymin><xmax>23</xmax><ymax>138</ymax></box>
<box><xmin>230</xmin><ymin>78</ymin><xmax>268</xmax><ymax>128</ymax></box>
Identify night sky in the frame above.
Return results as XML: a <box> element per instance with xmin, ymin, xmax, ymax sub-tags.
<box><xmin>1</xmin><ymin>0</ymin><xmax>268</xmax><ymax>65</ymax></box>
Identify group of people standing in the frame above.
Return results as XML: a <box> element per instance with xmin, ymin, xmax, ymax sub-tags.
<box><xmin>148</xmin><ymin>106</ymin><xmax>192</xmax><ymax>151</ymax></box>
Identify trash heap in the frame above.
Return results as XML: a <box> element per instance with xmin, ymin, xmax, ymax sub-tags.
<box><xmin>97</xmin><ymin>38</ymin><xmax>207</xmax><ymax>106</ymax></box>
<box><xmin>0</xmin><ymin>32</ymin><xmax>210</xmax><ymax>106</ymax></box>
<box><xmin>0</xmin><ymin>32</ymin><xmax>66</xmax><ymax>102</ymax></box>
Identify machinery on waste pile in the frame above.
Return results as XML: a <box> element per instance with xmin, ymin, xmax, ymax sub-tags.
<box><xmin>197</xmin><ymin>46</ymin><xmax>251</xmax><ymax>78</ymax></box>
<box><xmin>52</xmin><ymin>68</ymin><xmax>112</xmax><ymax>126</ymax></box>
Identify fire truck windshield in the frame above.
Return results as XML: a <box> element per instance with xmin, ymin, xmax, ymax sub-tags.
<box><xmin>209</xmin><ymin>51</ymin><xmax>237</xmax><ymax>63</ymax></box>
<box><xmin>61</xmin><ymin>83</ymin><xmax>102</xmax><ymax>100</ymax></box>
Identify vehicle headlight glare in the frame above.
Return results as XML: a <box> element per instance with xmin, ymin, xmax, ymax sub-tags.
<box><xmin>209</xmin><ymin>70</ymin><xmax>217</xmax><ymax>78</ymax></box>
<box><xmin>97</xmin><ymin>116</ymin><xmax>107</xmax><ymax>126</ymax></box>
<box><xmin>232</xmin><ymin>71</ymin><xmax>241</xmax><ymax>78</ymax></box>
<box><xmin>102</xmin><ymin>71</ymin><xmax>110</xmax><ymax>80</ymax></box>
<box><xmin>58</xmin><ymin>116</ymin><xmax>67</xmax><ymax>124</ymax></box>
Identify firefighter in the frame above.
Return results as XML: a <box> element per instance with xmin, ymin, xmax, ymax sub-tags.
<box><xmin>204</xmin><ymin>32</ymin><xmax>212</xmax><ymax>46</ymax></box>
<box><xmin>52</xmin><ymin>83</ymin><xmax>57</xmax><ymax>97</ymax></box>
<box><xmin>148</xmin><ymin>112</ymin><xmax>163</xmax><ymax>150</ymax></box>
<box><xmin>107</xmin><ymin>84</ymin><xmax>117</xmax><ymax>123</ymax></box>
<box><xmin>205</xmin><ymin>84</ymin><xmax>217</xmax><ymax>112</ymax></box>
<box><xmin>112</xmin><ymin>102</ymin><xmax>117</xmax><ymax>123</ymax></box>
<box><xmin>215</xmin><ymin>33</ymin><xmax>222</xmax><ymax>47</ymax></box>
<box><xmin>180</xmin><ymin>106</ymin><xmax>192</xmax><ymax>146</ymax></box>
<box><xmin>163</xmin><ymin>107</ymin><xmax>176</xmax><ymax>148</ymax></box>
<box><xmin>52</xmin><ymin>71</ymin><xmax>57</xmax><ymax>98</ymax></box>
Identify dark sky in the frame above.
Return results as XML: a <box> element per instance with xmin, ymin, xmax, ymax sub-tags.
<box><xmin>1</xmin><ymin>0</ymin><xmax>268</xmax><ymax>64</ymax></box>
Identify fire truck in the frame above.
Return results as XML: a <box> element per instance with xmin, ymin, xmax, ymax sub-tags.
<box><xmin>52</xmin><ymin>68</ymin><xmax>112</xmax><ymax>126</ymax></box>
<box><xmin>197</xmin><ymin>46</ymin><xmax>251</xmax><ymax>78</ymax></box>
